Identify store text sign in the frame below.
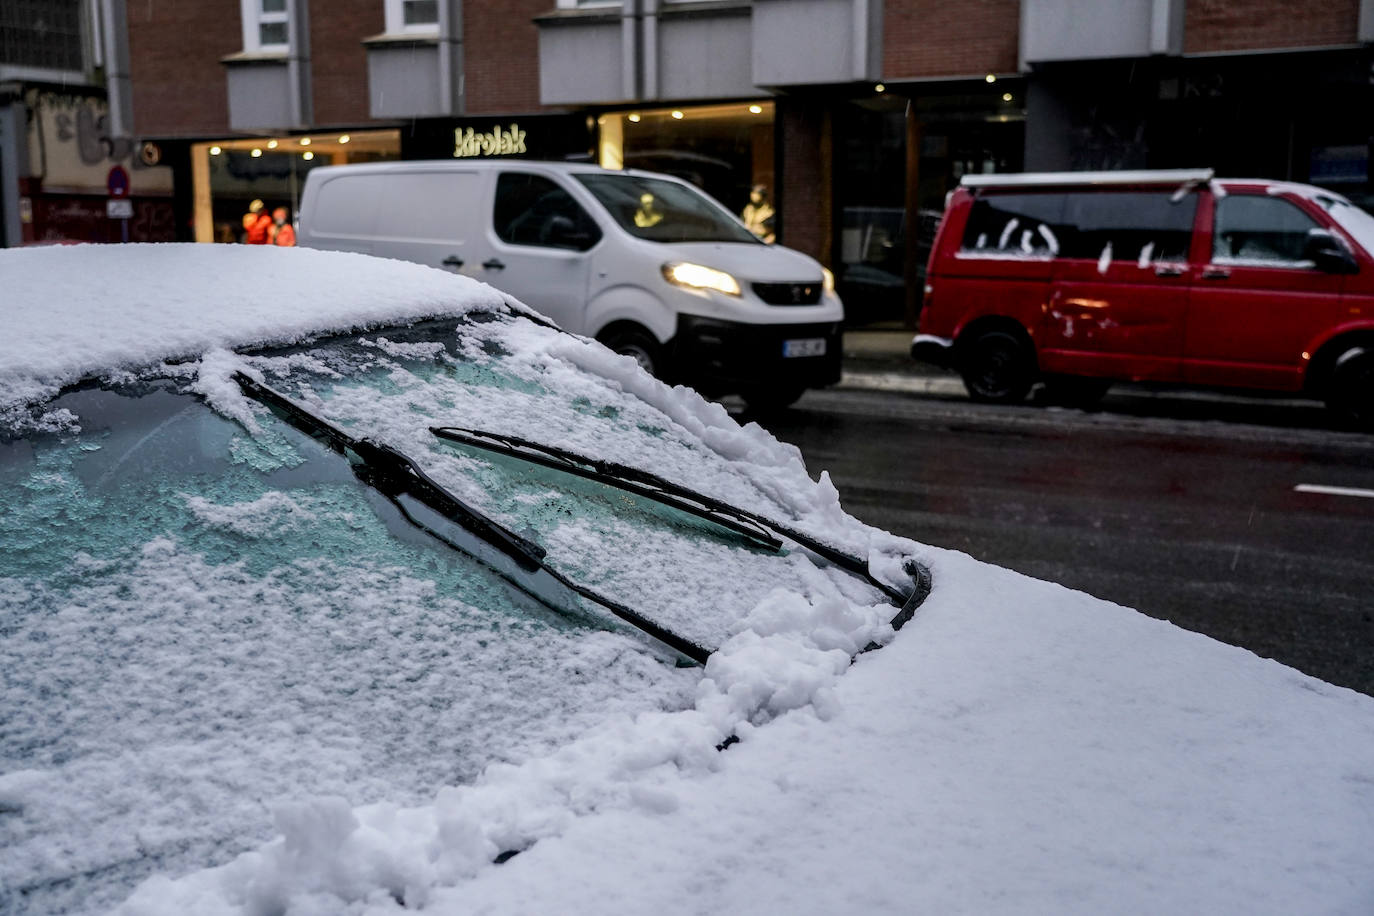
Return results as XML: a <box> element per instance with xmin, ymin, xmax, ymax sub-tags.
<box><xmin>453</xmin><ymin>124</ymin><xmax>527</xmax><ymax>158</ymax></box>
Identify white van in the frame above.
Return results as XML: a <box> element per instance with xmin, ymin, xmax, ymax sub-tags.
<box><xmin>296</xmin><ymin>160</ymin><xmax>843</xmax><ymax>409</ymax></box>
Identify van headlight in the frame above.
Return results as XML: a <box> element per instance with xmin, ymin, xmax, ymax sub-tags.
<box><xmin>822</xmin><ymin>266</ymin><xmax>835</xmax><ymax>293</ymax></box>
<box><xmin>662</xmin><ymin>262</ymin><xmax>741</xmax><ymax>297</ymax></box>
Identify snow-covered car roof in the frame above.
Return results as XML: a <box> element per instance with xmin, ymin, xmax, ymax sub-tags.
<box><xmin>3</xmin><ymin>245</ymin><xmax>1373</xmax><ymax>915</ymax></box>
<box><xmin>0</xmin><ymin>244</ymin><xmax>508</xmax><ymax>416</ymax></box>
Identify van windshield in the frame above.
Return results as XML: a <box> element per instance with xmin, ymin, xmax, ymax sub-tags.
<box><xmin>575</xmin><ymin>173</ymin><xmax>760</xmax><ymax>244</ymax></box>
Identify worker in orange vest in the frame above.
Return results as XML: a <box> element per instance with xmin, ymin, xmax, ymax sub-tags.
<box><xmin>242</xmin><ymin>199</ymin><xmax>272</xmax><ymax>244</ymax></box>
<box><xmin>271</xmin><ymin>207</ymin><xmax>296</xmax><ymax>247</ymax></box>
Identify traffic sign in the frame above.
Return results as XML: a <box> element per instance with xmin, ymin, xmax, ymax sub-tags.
<box><xmin>107</xmin><ymin>165</ymin><xmax>130</xmax><ymax>198</ymax></box>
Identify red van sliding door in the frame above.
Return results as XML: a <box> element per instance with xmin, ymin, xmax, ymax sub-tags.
<box><xmin>1038</xmin><ymin>190</ymin><xmax>1198</xmax><ymax>383</ymax></box>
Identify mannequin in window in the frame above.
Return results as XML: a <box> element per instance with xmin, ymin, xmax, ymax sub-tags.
<box><xmin>634</xmin><ymin>192</ymin><xmax>664</xmax><ymax>228</ymax></box>
<box><xmin>741</xmin><ymin>184</ymin><xmax>775</xmax><ymax>243</ymax></box>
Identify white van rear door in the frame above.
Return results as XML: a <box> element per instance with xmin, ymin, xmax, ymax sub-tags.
<box><xmin>478</xmin><ymin>170</ymin><xmax>597</xmax><ymax>334</ymax></box>
<box><xmin>369</xmin><ymin>169</ymin><xmax>484</xmax><ymax>277</ymax></box>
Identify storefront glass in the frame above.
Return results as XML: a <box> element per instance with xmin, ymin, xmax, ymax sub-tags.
<box><xmin>834</xmin><ymin>88</ymin><xmax>1024</xmax><ymax>325</ymax></box>
<box><xmin>191</xmin><ymin>129</ymin><xmax>400</xmax><ymax>244</ymax></box>
<box><xmin>597</xmin><ymin>101</ymin><xmax>775</xmax><ymax>239</ymax></box>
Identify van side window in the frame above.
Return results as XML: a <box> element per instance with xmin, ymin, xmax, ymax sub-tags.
<box><xmin>493</xmin><ymin>173</ymin><xmax>601</xmax><ymax>251</ymax></box>
<box><xmin>960</xmin><ymin>193</ymin><xmax>1065</xmax><ymax>257</ymax></box>
<box><xmin>1212</xmin><ymin>195</ymin><xmax>1320</xmax><ymax>267</ymax></box>
<box><xmin>1059</xmin><ymin>191</ymin><xmax>1196</xmax><ymax>264</ymax></box>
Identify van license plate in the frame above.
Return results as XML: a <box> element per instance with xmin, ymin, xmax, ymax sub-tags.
<box><xmin>782</xmin><ymin>338</ymin><xmax>826</xmax><ymax>358</ymax></box>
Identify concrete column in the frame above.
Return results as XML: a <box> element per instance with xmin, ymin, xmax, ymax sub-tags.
<box><xmin>903</xmin><ymin>103</ymin><xmax>922</xmax><ymax>329</ymax></box>
<box><xmin>100</xmin><ymin>0</ymin><xmax>134</xmax><ymax>139</ymax></box>
<box><xmin>288</xmin><ymin>0</ymin><xmax>312</xmax><ymax>127</ymax></box>
<box><xmin>191</xmin><ymin>142</ymin><xmax>213</xmax><ymax>244</ymax></box>
<box><xmin>1360</xmin><ymin>0</ymin><xmax>1374</xmax><ymax>43</ymax></box>
<box><xmin>437</xmin><ymin>0</ymin><xmax>463</xmax><ymax>114</ymax></box>
<box><xmin>777</xmin><ymin>97</ymin><xmax>833</xmax><ymax>265</ymax></box>
<box><xmin>0</xmin><ymin>100</ymin><xmax>24</xmax><ymax>248</ymax></box>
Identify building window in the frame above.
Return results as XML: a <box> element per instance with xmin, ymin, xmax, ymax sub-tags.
<box><xmin>0</xmin><ymin>0</ymin><xmax>85</xmax><ymax>72</ymax></box>
<box><xmin>384</xmin><ymin>0</ymin><xmax>439</xmax><ymax>33</ymax></box>
<box><xmin>241</xmin><ymin>0</ymin><xmax>289</xmax><ymax>53</ymax></box>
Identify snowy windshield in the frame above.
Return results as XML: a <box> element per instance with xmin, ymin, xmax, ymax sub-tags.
<box><xmin>575</xmin><ymin>173</ymin><xmax>760</xmax><ymax>244</ymax></box>
<box><xmin>1</xmin><ymin>314</ymin><xmax>888</xmax><ymax>912</ymax></box>
<box><xmin>1326</xmin><ymin>199</ymin><xmax>1374</xmax><ymax>259</ymax></box>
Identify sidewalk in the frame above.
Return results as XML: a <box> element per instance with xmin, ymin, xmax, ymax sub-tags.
<box><xmin>840</xmin><ymin>326</ymin><xmax>968</xmax><ymax>396</ymax></box>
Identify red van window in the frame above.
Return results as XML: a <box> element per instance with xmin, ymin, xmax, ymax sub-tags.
<box><xmin>1212</xmin><ymin>195</ymin><xmax>1319</xmax><ymax>266</ymax></box>
<box><xmin>959</xmin><ymin>193</ymin><xmax>1065</xmax><ymax>256</ymax></box>
<box><xmin>1059</xmin><ymin>191</ymin><xmax>1195</xmax><ymax>264</ymax></box>
<box><xmin>959</xmin><ymin>190</ymin><xmax>1196</xmax><ymax>265</ymax></box>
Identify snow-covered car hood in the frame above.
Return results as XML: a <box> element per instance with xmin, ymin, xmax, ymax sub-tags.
<box><xmin>3</xmin><ymin>245</ymin><xmax>1373</xmax><ymax>916</ymax></box>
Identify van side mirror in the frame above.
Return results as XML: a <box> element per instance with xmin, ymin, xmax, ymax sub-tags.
<box><xmin>1305</xmin><ymin>228</ymin><xmax>1359</xmax><ymax>274</ymax></box>
<box><xmin>544</xmin><ymin>215</ymin><xmax>596</xmax><ymax>251</ymax></box>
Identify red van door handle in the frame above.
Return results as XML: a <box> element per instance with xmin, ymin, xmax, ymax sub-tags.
<box><xmin>1154</xmin><ymin>264</ymin><xmax>1185</xmax><ymax>277</ymax></box>
<box><xmin>1201</xmin><ymin>266</ymin><xmax>1231</xmax><ymax>280</ymax></box>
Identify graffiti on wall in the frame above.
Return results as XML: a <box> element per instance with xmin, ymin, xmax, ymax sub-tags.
<box><xmin>26</xmin><ymin>90</ymin><xmax>172</xmax><ymax>194</ymax></box>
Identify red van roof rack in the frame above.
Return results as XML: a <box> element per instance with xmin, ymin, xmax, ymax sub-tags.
<box><xmin>960</xmin><ymin>169</ymin><xmax>1215</xmax><ymax>189</ymax></box>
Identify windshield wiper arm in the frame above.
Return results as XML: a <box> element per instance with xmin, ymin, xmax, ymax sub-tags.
<box><xmin>233</xmin><ymin>372</ymin><xmax>712</xmax><ymax>663</ymax></box>
<box><xmin>429</xmin><ymin>425</ymin><xmax>917</xmax><ymax>607</ymax></box>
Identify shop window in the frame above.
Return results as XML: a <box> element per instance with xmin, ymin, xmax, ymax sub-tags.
<box><xmin>493</xmin><ymin>173</ymin><xmax>601</xmax><ymax>250</ymax></box>
<box><xmin>240</xmin><ymin>0</ymin><xmax>290</xmax><ymax>52</ymax></box>
<box><xmin>1213</xmin><ymin>195</ymin><xmax>1320</xmax><ymax>266</ymax></box>
<box><xmin>597</xmin><ymin>102</ymin><xmax>775</xmax><ymax>228</ymax></box>
<box><xmin>384</xmin><ymin>0</ymin><xmax>439</xmax><ymax>33</ymax></box>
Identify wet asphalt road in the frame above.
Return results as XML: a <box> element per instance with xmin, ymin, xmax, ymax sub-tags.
<box><xmin>750</xmin><ymin>376</ymin><xmax>1374</xmax><ymax>697</ymax></box>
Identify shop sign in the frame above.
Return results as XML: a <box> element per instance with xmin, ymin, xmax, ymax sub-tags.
<box><xmin>453</xmin><ymin>123</ymin><xmax>527</xmax><ymax>158</ymax></box>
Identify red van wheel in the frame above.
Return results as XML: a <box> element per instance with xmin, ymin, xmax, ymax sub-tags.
<box><xmin>1324</xmin><ymin>347</ymin><xmax>1374</xmax><ymax>429</ymax></box>
<box><xmin>960</xmin><ymin>330</ymin><xmax>1034</xmax><ymax>404</ymax></box>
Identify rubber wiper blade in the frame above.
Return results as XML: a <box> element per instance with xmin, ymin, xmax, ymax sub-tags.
<box><xmin>235</xmin><ymin>372</ymin><xmax>546</xmax><ymax>571</ymax></box>
<box><xmin>431</xmin><ymin>425</ymin><xmax>783</xmax><ymax>554</ymax></box>
<box><xmin>429</xmin><ymin>425</ymin><xmax>910</xmax><ymax>606</ymax></box>
<box><xmin>233</xmin><ymin>373</ymin><xmax>711</xmax><ymax>663</ymax></box>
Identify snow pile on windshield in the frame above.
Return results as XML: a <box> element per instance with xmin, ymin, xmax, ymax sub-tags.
<box><xmin>0</xmin><ymin>244</ymin><xmax>506</xmax><ymax>415</ymax></box>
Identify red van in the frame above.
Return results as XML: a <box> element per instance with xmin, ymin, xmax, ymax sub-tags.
<box><xmin>911</xmin><ymin>169</ymin><xmax>1374</xmax><ymax>425</ymax></box>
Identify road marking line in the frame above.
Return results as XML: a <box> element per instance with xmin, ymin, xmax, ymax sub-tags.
<box><xmin>1294</xmin><ymin>484</ymin><xmax>1374</xmax><ymax>499</ymax></box>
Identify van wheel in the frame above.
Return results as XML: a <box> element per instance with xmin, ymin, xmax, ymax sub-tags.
<box><xmin>741</xmin><ymin>384</ymin><xmax>805</xmax><ymax>414</ymax></box>
<box><xmin>960</xmin><ymin>330</ymin><xmax>1034</xmax><ymax>404</ymax></box>
<box><xmin>1038</xmin><ymin>375</ymin><xmax>1111</xmax><ymax>408</ymax></box>
<box><xmin>598</xmin><ymin>326</ymin><xmax>663</xmax><ymax>378</ymax></box>
<box><xmin>1324</xmin><ymin>347</ymin><xmax>1374</xmax><ymax>429</ymax></box>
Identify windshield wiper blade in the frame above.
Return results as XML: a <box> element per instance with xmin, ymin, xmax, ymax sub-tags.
<box><xmin>233</xmin><ymin>372</ymin><xmax>712</xmax><ymax>663</ymax></box>
<box><xmin>429</xmin><ymin>425</ymin><xmax>914</xmax><ymax>607</ymax></box>
<box><xmin>432</xmin><ymin>426</ymin><xmax>782</xmax><ymax>554</ymax></box>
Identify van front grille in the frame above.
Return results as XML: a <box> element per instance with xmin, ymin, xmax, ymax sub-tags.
<box><xmin>752</xmin><ymin>282</ymin><xmax>822</xmax><ymax>306</ymax></box>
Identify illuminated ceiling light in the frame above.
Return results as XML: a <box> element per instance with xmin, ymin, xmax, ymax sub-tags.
<box><xmin>299</xmin><ymin>137</ymin><xmax>311</xmax><ymax>146</ymax></box>
<box><xmin>250</xmin><ymin>148</ymin><xmax>262</xmax><ymax>157</ymax></box>
<box><xmin>338</xmin><ymin>134</ymin><xmax>350</xmax><ymax>144</ymax></box>
<box><xmin>671</xmin><ymin>110</ymin><xmax>684</xmax><ymax>119</ymax></box>
<box><xmin>875</xmin><ymin>83</ymin><xmax>885</xmax><ymax>93</ymax></box>
<box><xmin>266</xmin><ymin>139</ymin><xmax>278</xmax><ymax>149</ymax></box>
<box><xmin>985</xmin><ymin>73</ymin><xmax>997</xmax><ymax>83</ymax></box>
<box><xmin>1002</xmin><ymin>92</ymin><xmax>1013</xmax><ymax>102</ymax></box>
<box><xmin>303</xmin><ymin>151</ymin><xmax>315</xmax><ymax>161</ymax></box>
<box><xmin>748</xmin><ymin>104</ymin><xmax>762</xmax><ymax>114</ymax></box>
<box><xmin>627</xmin><ymin>112</ymin><xmax>641</xmax><ymax>122</ymax></box>
<box><xmin>209</xmin><ymin>145</ymin><xmax>222</xmax><ymax>155</ymax></box>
